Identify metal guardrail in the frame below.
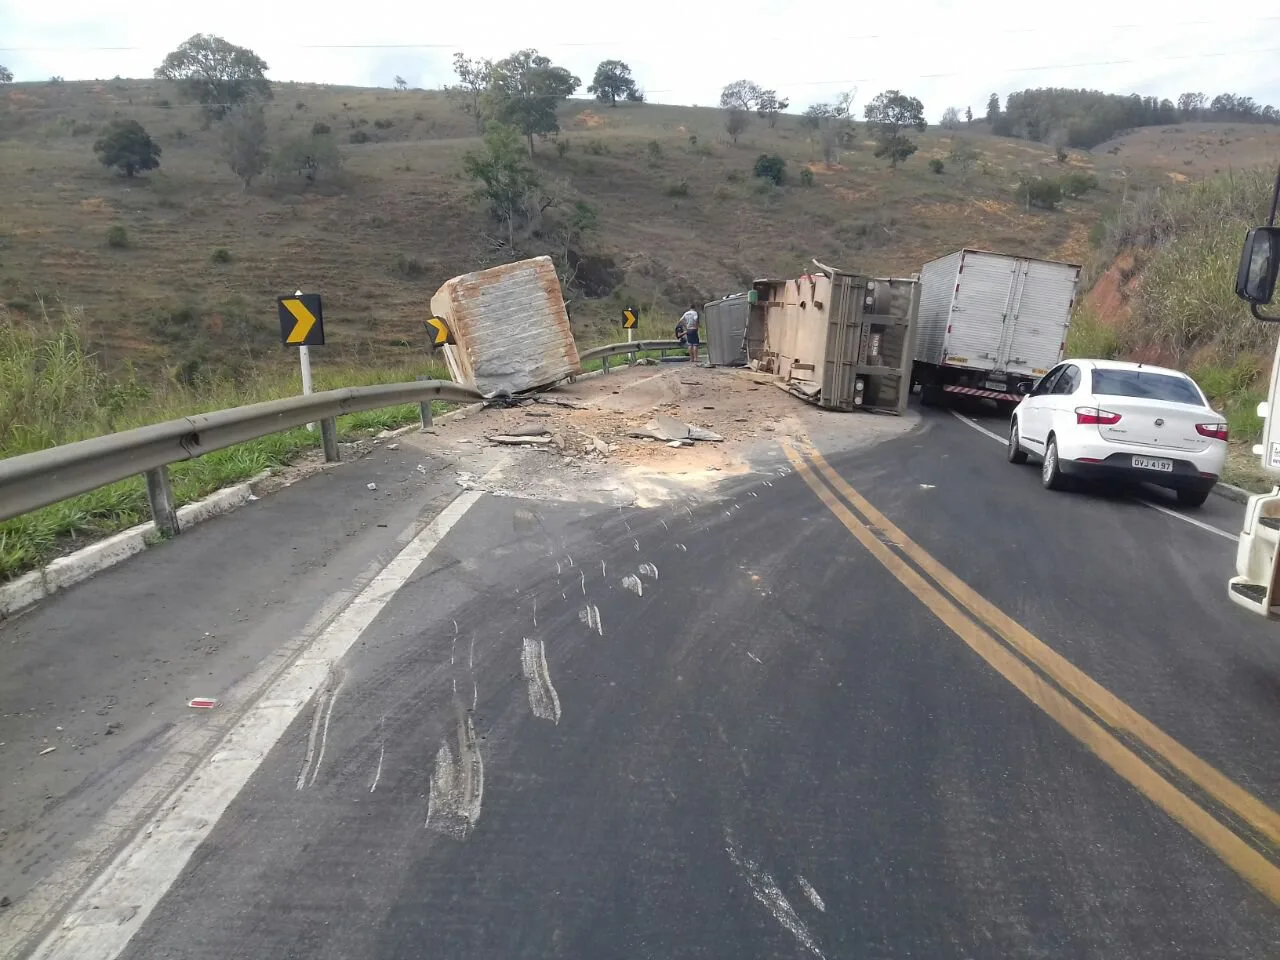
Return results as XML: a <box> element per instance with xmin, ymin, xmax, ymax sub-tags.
<box><xmin>0</xmin><ymin>340</ymin><xmax>686</xmax><ymax>536</ymax></box>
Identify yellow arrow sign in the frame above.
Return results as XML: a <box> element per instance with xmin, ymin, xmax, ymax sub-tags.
<box><xmin>277</xmin><ymin>294</ymin><xmax>325</xmax><ymax>347</ymax></box>
<box><xmin>622</xmin><ymin>307</ymin><xmax>637</xmax><ymax>329</ymax></box>
<box><xmin>425</xmin><ymin>316</ymin><xmax>453</xmax><ymax>347</ymax></box>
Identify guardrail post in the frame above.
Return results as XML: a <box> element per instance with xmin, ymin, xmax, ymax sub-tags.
<box><xmin>144</xmin><ymin>466</ymin><xmax>179</xmax><ymax>538</ymax></box>
<box><xmin>602</xmin><ymin>355</ymin><xmax>610</xmax><ymax>374</ymax></box>
<box><xmin>416</xmin><ymin>375</ymin><xmax>434</xmax><ymax>428</ymax></box>
<box><xmin>320</xmin><ymin>417</ymin><xmax>339</xmax><ymax>462</ymax></box>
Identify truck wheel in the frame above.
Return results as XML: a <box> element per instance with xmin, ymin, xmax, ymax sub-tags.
<box><xmin>920</xmin><ymin>383</ymin><xmax>944</xmax><ymax>407</ymax></box>
<box><xmin>1041</xmin><ymin>436</ymin><xmax>1067</xmax><ymax>490</ymax></box>
<box><xmin>1007</xmin><ymin>420</ymin><xmax>1028</xmax><ymax>464</ymax></box>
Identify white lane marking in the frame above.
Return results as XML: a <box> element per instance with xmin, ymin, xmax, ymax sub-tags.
<box><xmin>28</xmin><ymin>490</ymin><xmax>484</xmax><ymax>960</ymax></box>
<box><xmin>726</xmin><ymin>837</ymin><xmax>825</xmax><ymax>959</ymax></box>
<box><xmin>1144</xmin><ymin>501</ymin><xmax>1239</xmax><ymax>541</ymax></box>
<box><xmin>950</xmin><ymin>409</ymin><xmax>1240</xmax><ymax>542</ymax></box>
<box><xmin>950</xmin><ymin>409</ymin><xmax>1006</xmax><ymax>444</ymax></box>
<box><xmin>638</xmin><ymin>562</ymin><xmax>659</xmax><ymax>580</ymax></box>
<box><xmin>798</xmin><ymin>876</ymin><xmax>826</xmax><ymax>912</ymax></box>
<box><xmin>621</xmin><ymin>574</ymin><xmax>644</xmax><ymax>596</ymax></box>
<box><xmin>309</xmin><ymin>676</ymin><xmax>345</xmax><ymax>787</ymax></box>
<box><xmin>521</xmin><ymin>638</ymin><xmax>562</xmax><ymax>723</ymax></box>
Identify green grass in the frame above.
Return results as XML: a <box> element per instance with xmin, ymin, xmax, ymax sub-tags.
<box><xmin>0</xmin><ymin>306</ymin><xmax>447</xmax><ymax>580</ymax></box>
<box><xmin>1065</xmin><ymin>305</ymin><xmax>1121</xmax><ymax>359</ymax></box>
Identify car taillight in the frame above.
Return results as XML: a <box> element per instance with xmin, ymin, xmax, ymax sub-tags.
<box><xmin>1196</xmin><ymin>422</ymin><xmax>1229</xmax><ymax>441</ymax></box>
<box><xmin>1075</xmin><ymin>406</ymin><xmax>1122</xmax><ymax>425</ymax></box>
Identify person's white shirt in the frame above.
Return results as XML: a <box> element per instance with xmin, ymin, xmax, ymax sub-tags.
<box><xmin>680</xmin><ymin>309</ymin><xmax>699</xmax><ymax>330</ymax></box>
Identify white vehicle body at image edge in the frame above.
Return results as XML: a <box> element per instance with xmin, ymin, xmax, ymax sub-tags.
<box><xmin>1011</xmin><ymin>359</ymin><xmax>1228</xmax><ymax>501</ymax></box>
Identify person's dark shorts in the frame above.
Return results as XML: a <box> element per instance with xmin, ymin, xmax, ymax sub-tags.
<box><xmin>686</xmin><ymin>329</ymin><xmax>700</xmax><ymax>346</ymax></box>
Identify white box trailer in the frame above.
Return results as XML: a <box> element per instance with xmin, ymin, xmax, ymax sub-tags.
<box><xmin>912</xmin><ymin>249</ymin><xmax>1081</xmax><ymax>411</ymax></box>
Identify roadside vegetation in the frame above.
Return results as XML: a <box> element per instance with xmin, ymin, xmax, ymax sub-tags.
<box><xmin>1072</xmin><ymin>168</ymin><xmax>1279</xmax><ymax>488</ymax></box>
<box><xmin>0</xmin><ymin>305</ymin><xmax>446</xmax><ymax>579</ymax></box>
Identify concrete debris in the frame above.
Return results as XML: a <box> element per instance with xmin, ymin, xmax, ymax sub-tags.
<box><xmin>688</xmin><ymin>426</ymin><xmax>724</xmax><ymax>442</ymax></box>
<box><xmin>386</xmin><ymin>443</ymin><xmax>400</xmax><ymax>451</ymax></box>
<box><xmin>525</xmin><ymin>410</ymin><xmax>553</xmax><ymax>418</ymax></box>
<box><xmin>456</xmin><ymin>472</ymin><xmax>480</xmax><ymax>490</ymax></box>
<box><xmin>490</xmin><ymin>435</ymin><xmax>554</xmax><ymax>446</ymax></box>
<box><xmin>39</xmin><ymin>746</ymin><xmax>56</xmax><ymax>756</ymax></box>
<box><xmin>592</xmin><ymin>437</ymin><xmax>612</xmax><ymax>456</ymax></box>
<box><xmin>366</xmin><ymin>482</ymin><xmax>378</xmax><ymax>491</ymax></box>
<box><xmin>505</xmin><ymin>424</ymin><xmax>558</xmax><ymax>437</ymax></box>
<box><xmin>652</xmin><ymin>415</ymin><xmax>691</xmax><ymax>440</ymax></box>
<box><xmin>667</xmin><ymin>439</ymin><xmax>693</xmax><ymax>448</ymax></box>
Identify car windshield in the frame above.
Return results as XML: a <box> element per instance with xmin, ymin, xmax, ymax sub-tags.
<box><xmin>1090</xmin><ymin>369</ymin><xmax>1203</xmax><ymax>405</ymax></box>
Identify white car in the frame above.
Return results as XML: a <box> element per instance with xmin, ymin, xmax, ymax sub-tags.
<box><xmin>1007</xmin><ymin>359</ymin><xmax>1228</xmax><ymax>507</ymax></box>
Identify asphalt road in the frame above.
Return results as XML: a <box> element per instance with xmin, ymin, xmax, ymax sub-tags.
<box><xmin>9</xmin><ymin>401</ymin><xmax>1280</xmax><ymax>959</ymax></box>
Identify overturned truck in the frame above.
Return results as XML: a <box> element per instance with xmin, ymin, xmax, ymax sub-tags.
<box><xmin>745</xmin><ymin>262</ymin><xmax>920</xmax><ymax>414</ymax></box>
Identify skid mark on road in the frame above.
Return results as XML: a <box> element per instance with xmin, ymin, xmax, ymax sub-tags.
<box><xmin>426</xmin><ymin>710</ymin><xmax>485</xmax><ymax>839</ymax></box>
<box><xmin>296</xmin><ymin>671</ymin><xmax>344</xmax><ymax>790</ymax></box>
<box><xmin>726</xmin><ymin>835</ymin><xmax>825</xmax><ymax>958</ymax></box>
<box><xmin>797</xmin><ymin>876</ymin><xmax>826</xmax><ymax>912</ymax></box>
<box><xmin>521</xmin><ymin>638</ymin><xmax>563</xmax><ymax>724</ymax></box>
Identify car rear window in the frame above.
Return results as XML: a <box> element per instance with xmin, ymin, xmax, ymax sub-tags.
<box><xmin>1089</xmin><ymin>369</ymin><xmax>1203</xmax><ymax>405</ymax></box>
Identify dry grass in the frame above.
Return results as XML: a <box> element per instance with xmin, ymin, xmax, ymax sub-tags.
<box><xmin>0</xmin><ymin>79</ymin><xmax>1129</xmax><ymax>381</ymax></box>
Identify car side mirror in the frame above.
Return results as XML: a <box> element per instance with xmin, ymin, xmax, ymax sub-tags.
<box><xmin>1236</xmin><ymin>226</ymin><xmax>1280</xmax><ymax>306</ymax></box>
<box><xmin>1016</xmin><ymin>382</ymin><xmax>1032</xmax><ymax>396</ymax></box>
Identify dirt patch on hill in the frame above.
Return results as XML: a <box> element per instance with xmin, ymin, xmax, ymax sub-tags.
<box><xmin>1083</xmin><ymin>251</ymin><xmax>1138</xmax><ymax>327</ymax></box>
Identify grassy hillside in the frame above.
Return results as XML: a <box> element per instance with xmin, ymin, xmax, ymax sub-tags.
<box><xmin>0</xmin><ymin>78</ymin><xmax>1124</xmax><ymax>380</ymax></box>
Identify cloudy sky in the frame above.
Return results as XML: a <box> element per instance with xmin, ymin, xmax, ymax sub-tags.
<box><xmin>2</xmin><ymin>1</ymin><xmax>1278</xmax><ymax>121</ymax></box>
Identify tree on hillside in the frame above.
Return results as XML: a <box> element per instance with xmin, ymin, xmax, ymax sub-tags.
<box><xmin>394</xmin><ymin>75</ymin><xmax>407</xmax><ymax>91</ymax></box>
<box><xmin>0</xmin><ymin>65</ymin><xmax>12</xmax><ymax>84</ymax></box>
<box><xmin>965</xmin><ymin>106</ymin><xmax>973</xmax><ymax>125</ymax></box>
<box><xmin>448</xmin><ymin>53</ymin><xmax>493</xmax><ymax>134</ymax></box>
<box><xmin>462</xmin><ymin>123</ymin><xmax>545</xmax><ymax>248</ymax></box>
<box><xmin>948</xmin><ymin>138</ymin><xmax>979</xmax><ymax>181</ymax></box>
<box><xmin>865</xmin><ymin>90</ymin><xmax>927</xmax><ymax>167</ymax></box>
<box><xmin>273</xmin><ymin>130</ymin><xmax>341</xmax><ymax>186</ymax></box>
<box><xmin>486</xmin><ymin>49</ymin><xmax>580</xmax><ymax>157</ymax></box>
<box><xmin>93</xmin><ymin>119</ymin><xmax>162</xmax><ymax>178</ymax></box>
<box><xmin>986</xmin><ymin>93</ymin><xmax>1000</xmax><ymax>124</ymax></box>
<box><xmin>720</xmin><ymin>79</ymin><xmax>762</xmax><ymax>111</ymax></box>
<box><xmin>725</xmin><ymin>106</ymin><xmax>749</xmax><ymax>144</ymax></box>
<box><xmin>625</xmin><ymin>86</ymin><xmax>645</xmax><ymax>103</ymax></box>
<box><xmin>222</xmin><ymin>106</ymin><xmax>269</xmax><ymax>189</ymax></box>
<box><xmin>1177</xmin><ymin>91</ymin><xmax>1206</xmax><ymax>120</ymax></box>
<box><xmin>587</xmin><ymin>60</ymin><xmax>638</xmax><ymax>106</ymax></box>
<box><xmin>940</xmin><ymin>106</ymin><xmax>961</xmax><ymax>130</ymax></box>
<box><xmin>154</xmin><ymin>34</ymin><xmax>271</xmax><ymax>123</ymax></box>
<box><xmin>804</xmin><ymin>90</ymin><xmax>856</xmax><ymax>163</ymax></box>
<box><xmin>756</xmin><ymin>90</ymin><xmax>789</xmax><ymax>127</ymax></box>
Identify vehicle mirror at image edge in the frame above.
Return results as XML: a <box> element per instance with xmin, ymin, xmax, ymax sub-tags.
<box><xmin>1236</xmin><ymin>226</ymin><xmax>1280</xmax><ymax>306</ymax></box>
<box><xmin>1016</xmin><ymin>382</ymin><xmax>1032</xmax><ymax>395</ymax></box>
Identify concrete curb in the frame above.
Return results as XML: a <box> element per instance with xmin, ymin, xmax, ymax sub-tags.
<box><xmin>0</xmin><ymin>403</ymin><xmax>483</xmax><ymax>620</ymax></box>
<box><xmin>1212</xmin><ymin>480</ymin><xmax>1257</xmax><ymax>504</ymax></box>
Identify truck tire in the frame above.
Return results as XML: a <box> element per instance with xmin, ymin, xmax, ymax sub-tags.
<box><xmin>1041</xmin><ymin>436</ymin><xmax>1067</xmax><ymax>490</ymax></box>
<box><xmin>920</xmin><ymin>383</ymin><xmax>945</xmax><ymax>407</ymax></box>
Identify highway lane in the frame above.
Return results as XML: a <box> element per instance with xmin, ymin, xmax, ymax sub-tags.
<box><xmin>13</xmin><ymin>399</ymin><xmax>1280</xmax><ymax>959</ymax></box>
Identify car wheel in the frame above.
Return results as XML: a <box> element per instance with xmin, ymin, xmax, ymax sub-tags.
<box><xmin>1007</xmin><ymin>420</ymin><xmax>1028</xmax><ymax>464</ymax></box>
<box><xmin>1041</xmin><ymin>436</ymin><xmax>1067</xmax><ymax>490</ymax></box>
<box><xmin>1176</xmin><ymin>486</ymin><xmax>1212</xmax><ymax>508</ymax></box>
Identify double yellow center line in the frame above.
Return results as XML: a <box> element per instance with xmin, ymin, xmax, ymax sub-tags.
<box><xmin>783</xmin><ymin>439</ymin><xmax>1280</xmax><ymax>906</ymax></box>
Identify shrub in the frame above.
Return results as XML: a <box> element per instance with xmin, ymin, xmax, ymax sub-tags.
<box><xmin>311</xmin><ymin>121</ymin><xmax>331</xmax><ymax>136</ymax></box>
<box><xmin>646</xmin><ymin>139</ymin><xmax>662</xmax><ymax>160</ymax></box>
<box><xmin>1058</xmin><ymin>171</ymin><xmax>1099</xmax><ymax>198</ymax></box>
<box><xmin>555</xmin><ymin>139</ymin><xmax>570</xmax><ymax>158</ymax></box>
<box><xmin>726</xmin><ymin>170</ymin><xmax>743</xmax><ymax>183</ymax></box>
<box><xmin>664</xmin><ymin>178</ymin><xmax>689</xmax><ymax>197</ymax></box>
<box><xmin>211</xmin><ymin>247</ymin><xmax>231</xmax><ymax>264</ymax></box>
<box><xmin>584</xmin><ymin>139</ymin><xmax>610</xmax><ymax>155</ymax></box>
<box><xmin>373</xmin><ymin>118</ymin><xmax>395</xmax><ymax>129</ymax></box>
<box><xmin>394</xmin><ymin>253</ymin><xmax>427</xmax><ymax>278</ymax></box>
<box><xmin>928</xmin><ymin>158</ymin><xmax>945</xmax><ymax>174</ymax></box>
<box><xmin>1017</xmin><ymin>177</ymin><xmax>1062</xmax><ymax>210</ymax></box>
<box><xmin>799</xmin><ymin>167</ymin><xmax>815</xmax><ymax>187</ymax></box>
<box><xmin>753</xmin><ymin>153</ymin><xmax>786</xmax><ymax>185</ymax></box>
<box><xmin>105</xmin><ymin>225</ymin><xmax>129</xmax><ymax>249</ymax></box>
<box><xmin>349</xmin><ymin>129</ymin><xmax>371</xmax><ymax>144</ymax></box>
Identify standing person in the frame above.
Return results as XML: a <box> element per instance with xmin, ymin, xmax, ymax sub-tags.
<box><xmin>680</xmin><ymin>302</ymin><xmax>701</xmax><ymax>365</ymax></box>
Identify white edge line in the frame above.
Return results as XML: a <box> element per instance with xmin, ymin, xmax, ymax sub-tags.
<box><xmin>29</xmin><ymin>489</ymin><xmax>484</xmax><ymax>960</ymax></box>
<box><xmin>949</xmin><ymin>409</ymin><xmax>1239</xmax><ymax>543</ymax></box>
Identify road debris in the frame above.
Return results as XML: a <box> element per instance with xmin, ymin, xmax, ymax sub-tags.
<box><xmin>366</xmin><ymin>482</ymin><xmax>378</xmax><ymax>491</ymax></box>
<box><xmin>188</xmin><ymin>697</ymin><xmax>219</xmax><ymax>709</ymax></box>
<box><xmin>386</xmin><ymin>443</ymin><xmax>400</xmax><ymax>451</ymax></box>
<box><xmin>39</xmin><ymin>746</ymin><xmax>56</xmax><ymax>756</ymax></box>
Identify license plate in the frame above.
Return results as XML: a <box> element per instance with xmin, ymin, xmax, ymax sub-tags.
<box><xmin>984</xmin><ymin>380</ymin><xmax>1006</xmax><ymax>391</ymax></box>
<box><xmin>1132</xmin><ymin>456</ymin><xmax>1173</xmax><ymax>472</ymax></box>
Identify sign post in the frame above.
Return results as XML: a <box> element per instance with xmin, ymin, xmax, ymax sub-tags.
<box><xmin>277</xmin><ymin>291</ymin><xmax>326</xmax><ymax>431</ymax></box>
<box><xmin>622</xmin><ymin>306</ymin><xmax>638</xmax><ymax>344</ymax></box>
